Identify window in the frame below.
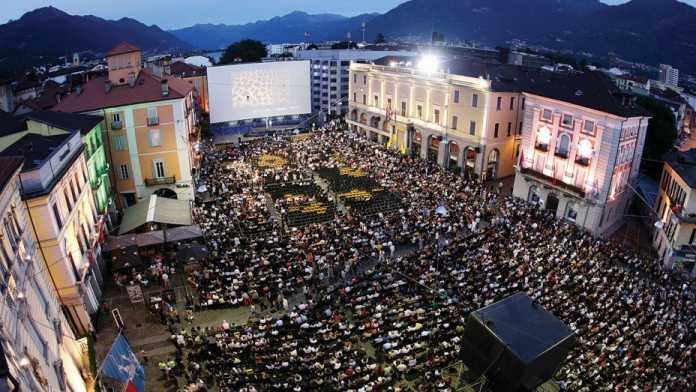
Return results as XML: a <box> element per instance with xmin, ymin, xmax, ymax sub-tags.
<box><xmin>417</xmin><ymin>105</ymin><xmax>423</xmax><ymax>119</ymax></box>
<box><xmin>690</xmin><ymin>228</ymin><xmax>696</xmax><ymax>244</ymax></box>
<box><xmin>496</xmin><ymin>97</ymin><xmax>502</xmax><ymax>111</ymax></box>
<box><xmin>401</xmin><ymin>101</ymin><xmax>407</xmax><ymax>117</ymax></box>
<box><xmin>453</xmin><ymin>90</ymin><xmax>460</xmax><ymax>104</ymax></box>
<box><xmin>469</xmin><ymin>121</ymin><xmax>476</xmax><ymax>136</ymax></box>
<box><xmin>353</xmin><ymin>93</ymin><xmax>356</xmax><ymax>102</ymax></box>
<box><xmin>374</xmin><ymin>95</ymin><xmax>379</xmax><ymax>107</ymax></box>
<box><xmin>583</xmin><ymin>120</ymin><xmax>595</xmax><ymax>134</ymax></box>
<box><xmin>494</xmin><ymin>123</ymin><xmax>499</xmax><ymax>138</ymax></box>
<box><xmin>561</xmin><ymin>114</ymin><xmax>573</xmax><ymax>127</ymax></box>
<box><xmin>33</xmin><ymin>279</ymin><xmax>49</xmax><ymax>313</ymax></box>
<box><xmin>556</xmin><ymin>134</ymin><xmax>571</xmax><ymax>158</ymax></box>
<box><xmin>472</xmin><ymin>93</ymin><xmax>478</xmax><ymax>107</ymax></box>
<box><xmin>63</xmin><ymin>189</ymin><xmax>72</xmax><ymax>212</ymax></box>
<box><xmin>27</xmin><ymin>319</ymin><xmax>48</xmax><ymax>360</ymax></box>
<box><xmin>451</xmin><ymin>116</ymin><xmax>458</xmax><ymax>130</ymax></box>
<box><xmin>112</xmin><ymin>135</ymin><xmax>126</xmax><ymax>151</ymax></box>
<box><xmin>112</xmin><ymin>113</ymin><xmax>120</xmax><ymax>123</ymax></box>
<box><xmin>70</xmin><ymin>178</ymin><xmax>78</xmax><ymax>203</ymax></box>
<box><xmin>363</xmin><ymin>75</ymin><xmax>367</xmax><ymax>84</ymax></box>
<box><xmin>153</xmin><ymin>160</ymin><xmax>166</xmax><ymax>178</ymax></box>
<box><xmin>148</xmin><ymin>129</ymin><xmax>161</xmax><ymax>147</ymax></box>
<box><xmin>433</xmin><ymin>109</ymin><xmax>440</xmax><ymax>124</ymax></box>
<box><xmin>519</xmin><ymin>122</ymin><xmax>523</xmax><ymax>135</ymax></box>
<box><xmin>362</xmin><ymin>95</ymin><xmax>366</xmax><ymax>105</ymax></box>
<box><xmin>52</xmin><ymin>203</ymin><xmax>62</xmax><ymax>230</ymax></box>
<box><xmin>542</xmin><ymin>109</ymin><xmax>553</xmax><ymax>122</ymax></box>
<box><xmin>510</xmin><ymin>97</ymin><xmax>515</xmax><ymax>110</ymax></box>
<box><xmin>566</xmin><ymin>204</ymin><xmax>578</xmax><ymax>222</ymax></box>
<box><xmin>522</xmin><ymin>97</ymin><xmax>525</xmax><ymax>110</ymax></box>
<box><xmin>119</xmin><ymin>164</ymin><xmax>129</xmax><ymax>180</ymax></box>
<box><xmin>387</xmin><ymin>98</ymin><xmax>392</xmax><ymax>109</ymax></box>
<box><xmin>147</xmin><ymin>107</ymin><xmax>158</xmax><ymax>124</ymax></box>
<box><xmin>353</xmin><ymin>74</ymin><xmax>356</xmax><ymax>83</ymax></box>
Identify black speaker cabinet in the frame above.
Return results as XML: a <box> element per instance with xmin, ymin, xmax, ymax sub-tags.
<box><xmin>461</xmin><ymin>292</ymin><xmax>576</xmax><ymax>392</ymax></box>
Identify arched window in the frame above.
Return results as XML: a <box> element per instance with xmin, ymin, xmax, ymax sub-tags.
<box><xmin>486</xmin><ymin>149</ymin><xmax>499</xmax><ymax>179</ymax></box>
<box><xmin>528</xmin><ymin>186</ymin><xmax>540</xmax><ymax>204</ymax></box>
<box><xmin>556</xmin><ymin>134</ymin><xmax>570</xmax><ymax>157</ymax></box>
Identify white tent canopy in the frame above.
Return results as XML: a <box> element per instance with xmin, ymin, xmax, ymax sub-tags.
<box><xmin>119</xmin><ymin>195</ymin><xmax>193</xmax><ymax>235</ymax></box>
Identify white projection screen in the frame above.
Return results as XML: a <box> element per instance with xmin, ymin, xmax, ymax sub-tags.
<box><xmin>208</xmin><ymin>61</ymin><xmax>311</xmax><ymax>123</ymax></box>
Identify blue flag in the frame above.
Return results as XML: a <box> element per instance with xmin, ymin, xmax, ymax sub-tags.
<box><xmin>100</xmin><ymin>334</ymin><xmax>145</xmax><ymax>392</ymax></box>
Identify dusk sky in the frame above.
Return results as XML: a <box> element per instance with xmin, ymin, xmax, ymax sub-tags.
<box><xmin>2</xmin><ymin>0</ymin><xmax>691</xmax><ymax>30</ymax></box>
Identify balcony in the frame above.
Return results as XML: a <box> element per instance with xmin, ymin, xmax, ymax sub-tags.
<box><xmin>575</xmin><ymin>157</ymin><xmax>591</xmax><ymax>167</ymax></box>
<box><xmin>147</xmin><ymin>116</ymin><xmax>160</xmax><ymax>126</ymax></box>
<box><xmin>535</xmin><ymin>143</ymin><xmax>549</xmax><ymax>152</ymax></box>
<box><xmin>520</xmin><ymin>167</ymin><xmax>586</xmax><ymax>198</ymax></box>
<box><xmin>554</xmin><ymin>150</ymin><xmax>569</xmax><ymax>159</ymax></box>
<box><xmin>144</xmin><ymin>176</ymin><xmax>176</xmax><ymax>186</ymax></box>
<box><xmin>111</xmin><ymin>120</ymin><xmax>122</xmax><ymax>130</ymax></box>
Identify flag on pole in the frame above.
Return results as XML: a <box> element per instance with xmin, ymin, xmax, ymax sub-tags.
<box><xmin>100</xmin><ymin>334</ymin><xmax>145</xmax><ymax>392</ymax></box>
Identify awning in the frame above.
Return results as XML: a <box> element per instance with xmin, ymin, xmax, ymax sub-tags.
<box><xmin>136</xmin><ymin>231</ymin><xmax>165</xmax><ymax>247</ymax></box>
<box><xmin>103</xmin><ymin>235</ymin><xmax>137</xmax><ymax>252</ymax></box>
<box><xmin>165</xmin><ymin>225</ymin><xmax>203</xmax><ymax>242</ymax></box>
<box><xmin>119</xmin><ymin>195</ymin><xmax>193</xmax><ymax>235</ymax></box>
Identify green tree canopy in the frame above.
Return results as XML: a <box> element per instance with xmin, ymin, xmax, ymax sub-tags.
<box><xmin>637</xmin><ymin>96</ymin><xmax>679</xmax><ymax>179</ymax></box>
<box><xmin>219</xmin><ymin>39</ymin><xmax>268</xmax><ymax>64</ymax></box>
<box><xmin>375</xmin><ymin>33</ymin><xmax>385</xmax><ymax>44</ymax></box>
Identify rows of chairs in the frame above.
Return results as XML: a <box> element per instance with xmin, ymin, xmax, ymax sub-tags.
<box><xmin>317</xmin><ymin>167</ymin><xmax>403</xmax><ymax>216</ymax></box>
<box><xmin>265</xmin><ymin>183</ymin><xmax>336</xmax><ymax>228</ymax></box>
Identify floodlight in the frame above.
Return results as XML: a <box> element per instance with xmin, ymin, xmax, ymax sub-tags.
<box><xmin>418</xmin><ymin>55</ymin><xmax>439</xmax><ymax>73</ymax></box>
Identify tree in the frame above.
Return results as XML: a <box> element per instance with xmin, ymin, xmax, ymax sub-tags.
<box><xmin>374</xmin><ymin>33</ymin><xmax>386</xmax><ymax>44</ymax></box>
<box><xmin>637</xmin><ymin>96</ymin><xmax>679</xmax><ymax>180</ymax></box>
<box><xmin>219</xmin><ymin>39</ymin><xmax>267</xmax><ymax>64</ymax></box>
<box><xmin>432</xmin><ymin>31</ymin><xmax>445</xmax><ymax>43</ymax></box>
<box><xmin>307</xmin><ymin>43</ymin><xmax>318</xmax><ymax>50</ymax></box>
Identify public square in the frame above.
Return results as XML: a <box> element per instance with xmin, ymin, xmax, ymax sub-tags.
<box><xmin>97</xmin><ymin>125</ymin><xmax>696</xmax><ymax>392</ymax></box>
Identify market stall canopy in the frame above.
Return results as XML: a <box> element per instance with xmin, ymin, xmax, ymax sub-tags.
<box><xmin>119</xmin><ymin>195</ymin><xmax>193</xmax><ymax>235</ymax></box>
<box><xmin>166</xmin><ymin>224</ymin><xmax>203</xmax><ymax>242</ymax></box>
<box><xmin>103</xmin><ymin>235</ymin><xmax>137</xmax><ymax>252</ymax></box>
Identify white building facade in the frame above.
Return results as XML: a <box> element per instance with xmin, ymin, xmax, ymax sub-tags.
<box><xmin>295</xmin><ymin>49</ymin><xmax>414</xmax><ymax>116</ymax></box>
<box><xmin>0</xmin><ymin>157</ymin><xmax>89</xmax><ymax>392</ymax></box>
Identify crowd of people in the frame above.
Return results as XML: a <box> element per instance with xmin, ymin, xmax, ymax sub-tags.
<box><xmin>171</xmin><ymin>127</ymin><xmax>696</xmax><ymax>391</ymax></box>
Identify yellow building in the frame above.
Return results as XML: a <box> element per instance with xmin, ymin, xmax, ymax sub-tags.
<box><xmin>1</xmin><ymin>131</ymin><xmax>103</xmax><ymax>338</ymax></box>
<box><xmin>348</xmin><ymin>57</ymin><xmax>525</xmax><ymax>180</ymax></box>
<box><xmin>0</xmin><ymin>156</ymin><xmax>90</xmax><ymax>392</ymax></box>
<box><xmin>54</xmin><ymin>42</ymin><xmax>199</xmax><ymax>207</ymax></box>
<box><xmin>654</xmin><ymin>149</ymin><xmax>696</xmax><ymax>274</ymax></box>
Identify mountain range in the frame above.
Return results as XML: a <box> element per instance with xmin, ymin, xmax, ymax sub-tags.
<box><xmin>0</xmin><ymin>6</ymin><xmax>190</xmax><ymax>57</ymax></box>
<box><xmin>1</xmin><ymin>0</ymin><xmax>695</xmax><ymax>75</ymax></box>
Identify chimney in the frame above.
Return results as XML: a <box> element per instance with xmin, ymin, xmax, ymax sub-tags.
<box><xmin>161</xmin><ymin>79</ymin><xmax>169</xmax><ymax>96</ymax></box>
<box><xmin>104</xmin><ymin>80</ymin><xmax>112</xmax><ymax>93</ymax></box>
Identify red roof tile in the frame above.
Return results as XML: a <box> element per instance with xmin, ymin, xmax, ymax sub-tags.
<box><xmin>170</xmin><ymin>62</ymin><xmax>206</xmax><ymax>78</ymax></box>
<box><xmin>53</xmin><ymin>69</ymin><xmax>193</xmax><ymax>113</ymax></box>
<box><xmin>107</xmin><ymin>42</ymin><xmax>141</xmax><ymax>57</ymax></box>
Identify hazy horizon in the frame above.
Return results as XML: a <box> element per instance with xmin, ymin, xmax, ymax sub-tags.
<box><xmin>0</xmin><ymin>0</ymin><xmax>688</xmax><ymax>30</ymax></box>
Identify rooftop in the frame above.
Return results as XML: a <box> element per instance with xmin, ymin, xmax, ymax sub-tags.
<box><xmin>170</xmin><ymin>61</ymin><xmax>206</xmax><ymax>78</ymax></box>
<box><xmin>665</xmin><ymin>149</ymin><xmax>696</xmax><ymax>188</ymax></box>
<box><xmin>0</xmin><ymin>156</ymin><xmax>24</xmax><ymax>193</ymax></box>
<box><xmin>106</xmin><ymin>42</ymin><xmax>141</xmax><ymax>57</ymax></box>
<box><xmin>53</xmin><ymin>69</ymin><xmax>193</xmax><ymax>113</ymax></box>
<box><xmin>0</xmin><ymin>109</ymin><xmax>27</xmax><ymax>136</ymax></box>
<box><xmin>0</xmin><ymin>132</ymin><xmax>73</xmax><ymax>170</ymax></box>
<box><xmin>371</xmin><ymin>56</ymin><xmax>648</xmax><ymax>118</ymax></box>
<box><xmin>23</xmin><ymin>110</ymin><xmax>103</xmax><ymax>135</ymax></box>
